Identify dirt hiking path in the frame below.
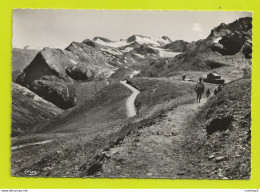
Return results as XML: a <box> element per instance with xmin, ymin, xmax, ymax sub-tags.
<box><xmin>101</xmin><ymin>97</ymin><xmax>207</xmax><ymax>178</ymax></box>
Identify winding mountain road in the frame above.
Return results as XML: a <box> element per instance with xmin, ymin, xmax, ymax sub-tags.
<box><xmin>120</xmin><ymin>80</ymin><xmax>140</xmax><ymax>117</ymax></box>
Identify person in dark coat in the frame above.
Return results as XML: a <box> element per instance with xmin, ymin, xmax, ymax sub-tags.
<box><xmin>206</xmin><ymin>89</ymin><xmax>211</xmax><ymax>98</ymax></box>
<box><xmin>217</xmin><ymin>84</ymin><xmax>222</xmax><ymax>92</ymax></box>
<box><xmin>195</xmin><ymin>77</ymin><xmax>205</xmax><ymax>103</ymax></box>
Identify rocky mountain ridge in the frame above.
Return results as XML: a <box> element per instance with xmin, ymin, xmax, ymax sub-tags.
<box><xmin>15</xmin><ymin>35</ymin><xmax>181</xmax><ymax>109</ymax></box>
<box><xmin>139</xmin><ymin>17</ymin><xmax>252</xmax><ymax>79</ymax></box>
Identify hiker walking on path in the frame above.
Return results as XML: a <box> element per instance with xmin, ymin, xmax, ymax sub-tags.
<box><xmin>217</xmin><ymin>84</ymin><xmax>222</xmax><ymax>92</ymax></box>
<box><xmin>195</xmin><ymin>77</ymin><xmax>205</xmax><ymax>103</ymax></box>
<box><xmin>206</xmin><ymin>89</ymin><xmax>211</xmax><ymax>98</ymax></box>
<box><xmin>214</xmin><ymin>84</ymin><xmax>223</xmax><ymax>95</ymax></box>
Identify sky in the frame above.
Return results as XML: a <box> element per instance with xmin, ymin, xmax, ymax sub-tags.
<box><xmin>12</xmin><ymin>9</ymin><xmax>252</xmax><ymax>49</ymax></box>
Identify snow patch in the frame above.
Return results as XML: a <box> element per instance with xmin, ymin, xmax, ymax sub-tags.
<box><xmin>116</xmin><ymin>61</ymin><xmax>123</xmax><ymax>65</ymax></box>
<box><xmin>213</xmin><ymin>37</ymin><xmax>222</xmax><ymax>43</ymax></box>
<box><xmin>70</xmin><ymin>59</ymin><xmax>77</xmax><ymax>65</ymax></box>
<box><xmin>33</xmin><ymin>95</ymin><xmax>45</xmax><ymax>102</ymax></box>
<box><xmin>134</xmin><ymin>36</ymin><xmax>161</xmax><ymax>46</ymax></box>
<box><xmin>94</xmin><ymin>39</ymin><xmax>130</xmax><ymax>48</ymax></box>
<box><xmin>129</xmin><ymin>70</ymin><xmax>140</xmax><ymax>78</ymax></box>
<box><xmin>133</xmin><ymin>53</ymin><xmax>145</xmax><ymax>59</ymax></box>
<box><xmin>122</xmin><ymin>47</ymin><xmax>134</xmax><ymax>52</ymax></box>
<box><xmin>159</xmin><ymin>50</ymin><xmax>181</xmax><ymax>58</ymax></box>
<box><xmin>93</xmin><ymin>36</ymin><xmax>172</xmax><ymax>49</ymax></box>
<box><xmin>101</xmin><ymin>48</ymin><xmax>122</xmax><ymax>56</ymax></box>
<box><xmin>149</xmin><ymin>46</ymin><xmax>181</xmax><ymax>58</ymax></box>
<box><xmin>155</xmin><ymin>37</ymin><xmax>171</xmax><ymax>45</ymax></box>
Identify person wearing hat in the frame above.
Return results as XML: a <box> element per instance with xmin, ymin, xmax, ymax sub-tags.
<box><xmin>195</xmin><ymin>77</ymin><xmax>205</xmax><ymax>103</ymax></box>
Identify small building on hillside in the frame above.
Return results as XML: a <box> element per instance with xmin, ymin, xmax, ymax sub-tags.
<box><xmin>207</xmin><ymin>73</ymin><xmax>221</xmax><ymax>80</ymax></box>
<box><xmin>204</xmin><ymin>72</ymin><xmax>225</xmax><ymax>84</ymax></box>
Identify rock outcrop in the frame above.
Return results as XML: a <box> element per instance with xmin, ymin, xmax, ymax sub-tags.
<box><xmin>15</xmin><ymin>43</ymin><xmax>115</xmax><ymax>109</ymax></box>
<box><xmin>30</xmin><ymin>80</ymin><xmax>77</xmax><ymax>109</ymax></box>
<box><xmin>66</xmin><ymin>63</ymin><xmax>114</xmax><ymax>81</ymax></box>
<box><xmin>133</xmin><ymin>44</ymin><xmax>159</xmax><ymax>55</ymax></box>
<box><xmin>210</xmin><ymin>17</ymin><xmax>252</xmax><ymax>58</ymax></box>
<box><xmin>161</xmin><ymin>36</ymin><xmax>172</xmax><ymax>43</ymax></box>
<box><xmin>16</xmin><ymin>48</ymin><xmax>75</xmax><ymax>87</ymax></box>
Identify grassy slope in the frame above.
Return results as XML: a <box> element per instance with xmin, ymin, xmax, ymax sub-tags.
<box><xmin>11</xmin><ymin>78</ymin><xmax>197</xmax><ymax>177</ymax></box>
<box><xmin>181</xmin><ymin>78</ymin><xmax>251</xmax><ymax>179</ymax></box>
<box><xmin>29</xmin><ymin>83</ymin><xmax>131</xmax><ymax>134</ymax></box>
<box><xmin>67</xmin><ymin>81</ymin><xmax>108</xmax><ymax>104</ymax></box>
<box><xmin>128</xmin><ymin>77</ymin><xmax>195</xmax><ymax>114</ymax></box>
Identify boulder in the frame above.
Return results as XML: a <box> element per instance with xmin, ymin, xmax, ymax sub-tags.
<box><xmin>206</xmin><ymin>116</ymin><xmax>233</xmax><ymax>135</ymax></box>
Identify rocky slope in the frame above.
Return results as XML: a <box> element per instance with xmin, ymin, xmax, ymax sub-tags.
<box><xmin>12</xmin><ymin>83</ymin><xmax>62</xmax><ymax>136</ymax></box>
<box><xmin>182</xmin><ymin>77</ymin><xmax>251</xmax><ymax>179</ymax></box>
<box><xmin>164</xmin><ymin>40</ymin><xmax>192</xmax><ymax>52</ymax></box>
<box><xmin>139</xmin><ymin>17</ymin><xmax>252</xmax><ymax>80</ymax></box>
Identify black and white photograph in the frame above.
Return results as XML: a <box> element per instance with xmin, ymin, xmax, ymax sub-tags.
<box><xmin>11</xmin><ymin>9</ymin><xmax>252</xmax><ymax>179</ymax></box>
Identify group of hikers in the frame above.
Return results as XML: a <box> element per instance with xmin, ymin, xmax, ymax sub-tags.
<box><xmin>195</xmin><ymin>77</ymin><xmax>223</xmax><ymax>103</ymax></box>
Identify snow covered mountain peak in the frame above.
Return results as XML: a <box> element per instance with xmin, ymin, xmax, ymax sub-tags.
<box><xmin>92</xmin><ymin>35</ymin><xmax>172</xmax><ymax>48</ymax></box>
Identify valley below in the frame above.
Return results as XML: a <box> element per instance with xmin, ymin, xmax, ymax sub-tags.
<box><xmin>11</xmin><ymin>16</ymin><xmax>252</xmax><ymax>179</ymax></box>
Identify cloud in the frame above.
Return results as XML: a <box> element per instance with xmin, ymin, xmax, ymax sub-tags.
<box><xmin>192</xmin><ymin>22</ymin><xmax>203</xmax><ymax>32</ymax></box>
